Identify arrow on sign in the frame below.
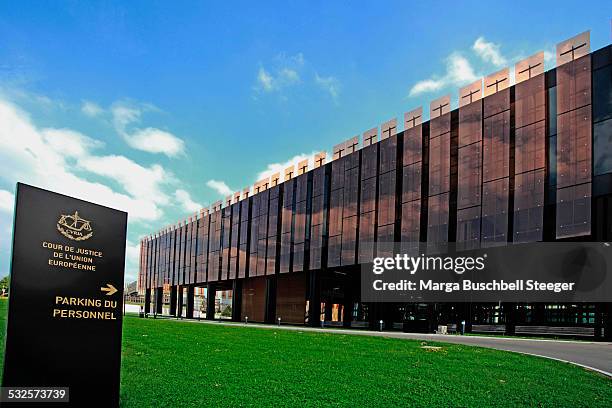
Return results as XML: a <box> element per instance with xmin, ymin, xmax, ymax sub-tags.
<box><xmin>100</xmin><ymin>283</ymin><xmax>118</xmax><ymax>296</ymax></box>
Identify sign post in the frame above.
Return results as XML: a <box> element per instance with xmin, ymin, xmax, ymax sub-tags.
<box><xmin>2</xmin><ymin>183</ymin><xmax>127</xmax><ymax>407</ymax></box>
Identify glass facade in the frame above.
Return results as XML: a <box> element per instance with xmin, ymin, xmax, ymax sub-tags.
<box><xmin>138</xmin><ymin>41</ymin><xmax>612</xmax><ymax>336</ymax></box>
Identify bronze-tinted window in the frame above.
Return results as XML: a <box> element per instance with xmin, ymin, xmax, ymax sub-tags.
<box><xmin>457</xmin><ymin>141</ymin><xmax>482</xmax><ymax>209</ymax></box>
<box><xmin>378</xmin><ymin>171</ymin><xmax>396</xmax><ymax>227</ymax></box>
<box><xmin>401</xmin><ymin>200</ymin><xmax>420</xmax><ymax>250</ymax></box>
<box><xmin>458</xmin><ymin>101</ymin><xmax>482</xmax><ymax>147</ymax></box>
<box><xmin>515</xmin><ymin>74</ymin><xmax>545</xmax><ymax>128</ymax></box>
<box><xmin>428</xmin><ymin>133</ymin><xmax>451</xmax><ymax>195</ymax></box>
<box><xmin>483</xmin><ymin>110</ymin><xmax>510</xmax><ymax>182</ymax></box>
<box><xmin>557</xmin><ymin>105</ymin><xmax>592</xmax><ymax>188</ymax></box>
<box><xmin>427</xmin><ymin>192</ymin><xmax>449</xmax><ymax>248</ymax></box>
<box><xmin>513</xmin><ymin>169</ymin><xmax>544</xmax><ymax>243</ymax></box>
<box><xmin>456</xmin><ymin>206</ymin><xmax>481</xmax><ymax>250</ymax></box>
<box><xmin>515</xmin><ymin>121</ymin><xmax>546</xmax><ymax>174</ymax></box>
<box><xmin>557</xmin><ymin>55</ymin><xmax>591</xmax><ymax>115</ymax></box>
<box><xmin>556</xmin><ymin>182</ymin><xmax>591</xmax><ymax>239</ymax></box>
<box><xmin>402</xmin><ymin>162</ymin><xmax>421</xmax><ymax>203</ymax></box>
<box><xmin>481</xmin><ymin>178</ymin><xmax>509</xmax><ymax>247</ymax></box>
<box><xmin>403</xmin><ymin>125</ymin><xmax>422</xmax><ymax>165</ymax></box>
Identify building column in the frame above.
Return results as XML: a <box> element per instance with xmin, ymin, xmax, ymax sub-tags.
<box><xmin>231</xmin><ymin>280</ymin><xmax>242</xmax><ymax>322</ymax></box>
<box><xmin>155</xmin><ymin>287</ymin><xmax>163</xmax><ymax>315</ymax></box>
<box><xmin>504</xmin><ymin>302</ymin><xmax>516</xmax><ymax>336</ymax></box>
<box><xmin>307</xmin><ymin>270</ymin><xmax>321</xmax><ymax>327</ymax></box>
<box><xmin>186</xmin><ymin>286</ymin><xmax>194</xmax><ymax>319</ymax></box>
<box><xmin>342</xmin><ymin>277</ymin><xmax>354</xmax><ymax>328</ymax></box>
<box><xmin>169</xmin><ymin>285</ymin><xmax>177</xmax><ymax>316</ymax></box>
<box><xmin>264</xmin><ymin>276</ymin><xmax>277</xmax><ymax>324</ymax></box>
<box><xmin>144</xmin><ymin>289</ymin><xmax>151</xmax><ymax>315</ymax></box>
<box><xmin>177</xmin><ymin>287</ymin><xmax>184</xmax><ymax>318</ymax></box>
<box><xmin>603</xmin><ymin>303</ymin><xmax>612</xmax><ymax>341</ymax></box>
<box><xmin>206</xmin><ymin>283</ymin><xmax>216</xmax><ymax>320</ymax></box>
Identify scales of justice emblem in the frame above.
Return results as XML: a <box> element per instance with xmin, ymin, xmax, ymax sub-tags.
<box><xmin>57</xmin><ymin>211</ymin><xmax>93</xmax><ymax>241</ymax></box>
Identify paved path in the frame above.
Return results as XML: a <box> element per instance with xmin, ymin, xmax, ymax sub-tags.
<box><xmin>160</xmin><ymin>317</ymin><xmax>612</xmax><ymax>377</ymax></box>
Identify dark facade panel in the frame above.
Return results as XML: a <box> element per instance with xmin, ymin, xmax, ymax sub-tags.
<box><xmin>280</xmin><ymin>179</ymin><xmax>295</xmax><ymax>273</ymax></box>
<box><xmin>293</xmin><ymin>175</ymin><xmax>309</xmax><ymax>272</ymax></box>
<box><xmin>457</xmin><ymin>205</ymin><xmax>481</xmax><ymax>250</ymax></box>
<box><xmin>458</xmin><ymin>100</ymin><xmax>482</xmax><ymax>147</ymax></box>
<box><xmin>557</xmin><ymin>105</ymin><xmax>592</xmax><ymax>188</ymax></box>
<box><xmin>197</xmin><ymin>214</ymin><xmax>210</xmax><ymax>284</ymax></box>
<box><xmin>241</xmin><ymin>276</ymin><xmax>266</xmax><ymax>322</ymax></box>
<box><xmin>238</xmin><ymin>199</ymin><xmax>250</xmax><ymax>279</ymax></box>
<box><xmin>229</xmin><ymin>203</ymin><xmax>241</xmax><ymax>280</ymax></box>
<box><xmin>457</xmin><ymin>141</ymin><xmax>482</xmax><ymax>210</ymax></box>
<box><xmin>482</xmin><ymin>178</ymin><xmax>509</xmax><ymax>247</ymax></box>
<box><xmin>342</xmin><ymin>155</ymin><xmax>359</xmax><ymax>266</ymax></box>
<box><xmin>556</xmin><ymin>182</ymin><xmax>592</xmax><ymax>238</ymax></box>
<box><xmin>256</xmin><ymin>190</ymin><xmax>270</xmax><ymax>276</ymax></box>
<box><xmin>556</xmin><ymin>54</ymin><xmax>592</xmax><ymax>239</ymax></box>
<box><xmin>483</xmin><ymin>110</ymin><xmax>510</xmax><ymax>182</ymax></box>
<box><xmin>427</xmin><ymin>192</ymin><xmax>449</xmax><ymax>251</ymax></box>
<box><xmin>557</xmin><ymin>55</ymin><xmax>592</xmax><ymax>115</ymax></box>
<box><xmin>428</xmin><ymin>132</ymin><xmax>451</xmax><ymax>196</ymax></box>
<box><xmin>276</xmin><ymin>273</ymin><xmax>306</xmax><ymax>324</ymax></box>
<box><xmin>189</xmin><ymin>219</ymin><xmax>198</xmax><ymax>284</ymax></box>
<box><xmin>327</xmin><ymin>160</ymin><xmax>343</xmax><ymax>268</ymax></box>
<box><xmin>514</xmin><ymin>169</ymin><xmax>545</xmax><ymax>242</ymax></box>
<box><xmin>266</xmin><ymin>185</ymin><xmax>281</xmax><ymax>275</ymax></box>
<box><xmin>515</xmin><ymin>74</ymin><xmax>546</xmax><ymax>129</ymax></box>
<box><xmin>515</xmin><ymin>121</ymin><xmax>546</xmax><ymax>174</ymax></box>
<box><xmin>310</xmin><ymin>166</ymin><xmax>327</xmax><ymax>270</ymax></box>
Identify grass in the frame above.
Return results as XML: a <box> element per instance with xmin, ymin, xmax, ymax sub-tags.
<box><xmin>1</xmin><ymin>299</ymin><xmax>611</xmax><ymax>407</ymax></box>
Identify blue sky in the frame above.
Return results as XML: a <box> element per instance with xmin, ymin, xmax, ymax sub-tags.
<box><xmin>0</xmin><ymin>1</ymin><xmax>611</xmax><ymax>282</ymax></box>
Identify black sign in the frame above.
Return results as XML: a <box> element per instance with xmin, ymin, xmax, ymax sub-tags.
<box><xmin>2</xmin><ymin>183</ymin><xmax>127</xmax><ymax>407</ymax></box>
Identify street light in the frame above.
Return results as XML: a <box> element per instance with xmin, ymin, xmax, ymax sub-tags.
<box><xmin>379</xmin><ymin>319</ymin><xmax>384</xmax><ymax>332</ymax></box>
<box><xmin>277</xmin><ymin>317</ymin><xmax>281</xmax><ymax>326</ymax></box>
<box><xmin>245</xmin><ymin>316</ymin><xmax>248</xmax><ymax>325</ymax></box>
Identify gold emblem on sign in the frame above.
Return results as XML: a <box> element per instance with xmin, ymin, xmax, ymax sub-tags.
<box><xmin>57</xmin><ymin>211</ymin><xmax>93</xmax><ymax>241</ymax></box>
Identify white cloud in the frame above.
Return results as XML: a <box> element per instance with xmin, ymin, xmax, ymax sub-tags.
<box><xmin>257</xmin><ymin>68</ymin><xmax>274</xmax><ymax>91</ymax></box>
<box><xmin>111</xmin><ymin>102</ymin><xmax>185</xmax><ymax>157</ymax></box>
<box><xmin>256</xmin><ymin>151</ymin><xmax>323</xmax><ymax>183</ymax></box>
<box><xmin>0</xmin><ymin>190</ymin><xmax>14</xmax><ymax>213</ymax></box>
<box><xmin>81</xmin><ymin>100</ymin><xmax>103</xmax><ymax>117</ymax></box>
<box><xmin>124</xmin><ymin>239</ymin><xmax>141</xmax><ymax>283</ymax></box>
<box><xmin>255</xmin><ymin>53</ymin><xmax>304</xmax><ymax>93</ymax></box>
<box><xmin>206</xmin><ymin>179</ymin><xmax>232</xmax><ymax>197</ymax></box>
<box><xmin>473</xmin><ymin>37</ymin><xmax>507</xmax><ymax>67</ymax></box>
<box><xmin>315</xmin><ymin>73</ymin><xmax>340</xmax><ymax>101</ymax></box>
<box><xmin>174</xmin><ymin>189</ymin><xmax>202</xmax><ymax>213</ymax></box>
<box><xmin>409</xmin><ymin>52</ymin><xmax>478</xmax><ymax>97</ymax></box>
<box><xmin>0</xmin><ymin>98</ymin><xmax>173</xmax><ymax>222</ymax></box>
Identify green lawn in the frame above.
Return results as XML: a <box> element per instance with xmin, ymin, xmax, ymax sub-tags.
<box><xmin>1</xmin><ymin>299</ymin><xmax>611</xmax><ymax>407</ymax></box>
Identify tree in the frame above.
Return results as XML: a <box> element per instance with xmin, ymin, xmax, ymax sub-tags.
<box><xmin>0</xmin><ymin>275</ymin><xmax>9</xmax><ymax>296</ymax></box>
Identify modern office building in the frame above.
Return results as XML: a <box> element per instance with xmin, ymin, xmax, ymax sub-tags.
<box><xmin>138</xmin><ymin>31</ymin><xmax>612</xmax><ymax>339</ymax></box>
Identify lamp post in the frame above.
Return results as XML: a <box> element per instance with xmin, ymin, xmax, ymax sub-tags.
<box><xmin>277</xmin><ymin>317</ymin><xmax>281</xmax><ymax>326</ymax></box>
<box><xmin>245</xmin><ymin>316</ymin><xmax>248</xmax><ymax>325</ymax></box>
<box><xmin>379</xmin><ymin>319</ymin><xmax>384</xmax><ymax>332</ymax></box>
